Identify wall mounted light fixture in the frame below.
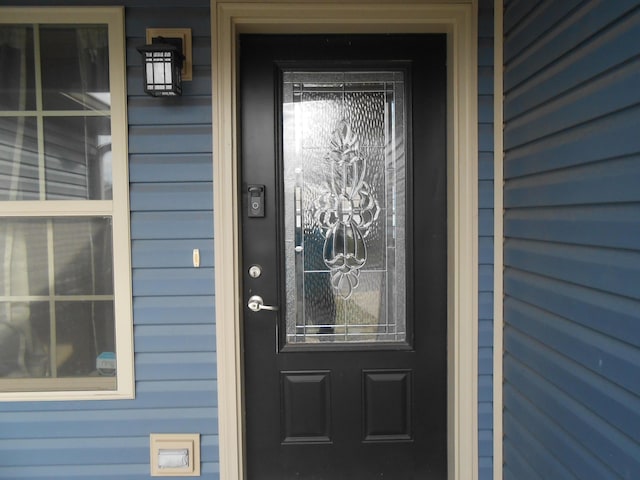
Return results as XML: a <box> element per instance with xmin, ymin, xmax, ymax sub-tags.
<box><xmin>137</xmin><ymin>28</ymin><xmax>192</xmax><ymax>97</ymax></box>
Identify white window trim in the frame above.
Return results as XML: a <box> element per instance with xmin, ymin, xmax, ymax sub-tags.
<box><xmin>211</xmin><ymin>2</ymin><xmax>478</xmax><ymax>479</ymax></box>
<box><xmin>0</xmin><ymin>7</ymin><xmax>133</xmax><ymax>401</ymax></box>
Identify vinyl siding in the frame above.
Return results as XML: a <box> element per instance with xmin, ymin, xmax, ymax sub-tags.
<box><xmin>478</xmin><ymin>1</ymin><xmax>495</xmax><ymax>479</ymax></box>
<box><xmin>0</xmin><ymin>2</ymin><xmax>218</xmax><ymax>479</ymax></box>
<box><xmin>0</xmin><ymin>2</ymin><xmax>495</xmax><ymax>480</ymax></box>
<box><xmin>503</xmin><ymin>1</ymin><xmax>640</xmax><ymax>479</ymax></box>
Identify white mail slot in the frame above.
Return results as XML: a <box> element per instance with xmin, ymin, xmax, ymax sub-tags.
<box><xmin>158</xmin><ymin>449</ymin><xmax>189</xmax><ymax>469</ymax></box>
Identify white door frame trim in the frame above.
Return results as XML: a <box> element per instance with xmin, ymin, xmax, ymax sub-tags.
<box><xmin>211</xmin><ymin>2</ymin><xmax>478</xmax><ymax>479</ymax></box>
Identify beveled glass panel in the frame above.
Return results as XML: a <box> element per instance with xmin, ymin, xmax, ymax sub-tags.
<box><xmin>44</xmin><ymin>116</ymin><xmax>112</xmax><ymax>200</ymax></box>
<box><xmin>283</xmin><ymin>70</ymin><xmax>407</xmax><ymax>345</ymax></box>
<box><xmin>0</xmin><ymin>26</ymin><xmax>37</xmax><ymax>111</ymax></box>
<box><xmin>40</xmin><ymin>26</ymin><xmax>110</xmax><ymax>111</ymax></box>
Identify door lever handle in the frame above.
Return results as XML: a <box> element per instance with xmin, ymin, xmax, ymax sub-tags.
<box><xmin>247</xmin><ymin>295</ymin><xmax>279</xmax><ymax>312</ymax></box>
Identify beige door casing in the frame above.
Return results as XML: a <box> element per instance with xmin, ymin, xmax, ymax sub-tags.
<box><xmin>210</xmin><ymin>2</ymin><xmax>479</xmax><ymax>479</ymax></box>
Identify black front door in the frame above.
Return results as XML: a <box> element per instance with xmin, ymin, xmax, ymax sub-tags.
<box><xmin>240</xmin><ymin>34</ymin><xmax>447</xmax><ymax>479</ymax></box>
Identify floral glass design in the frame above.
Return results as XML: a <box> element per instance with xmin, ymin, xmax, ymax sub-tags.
<box><xmin>314</xmin><ymin>120</ymin><xmax>380</xmax><ymax>299</ymax></box>
<box><xmin>282</xmin><ymin>70</ymin><xmax>407</xmax><ymax>344</ymax></box>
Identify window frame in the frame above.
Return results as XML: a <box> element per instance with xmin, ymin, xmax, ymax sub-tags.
<box><xmin>0</xmin><ymin>7</ymin><xmax>133</xmax><ymax>401</ymax></box>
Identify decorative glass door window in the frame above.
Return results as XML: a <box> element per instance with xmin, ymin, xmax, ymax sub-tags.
<box><xmin>0</xmin><ymin>8</ymin><xmax>131</xmax><ymax>397</ymax></box>
<box><xmin>282</xmin><ymin>70</ymin><xmax>407</xmax><ymax>345</ymax></box>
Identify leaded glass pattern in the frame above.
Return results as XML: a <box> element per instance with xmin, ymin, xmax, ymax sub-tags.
<box><xmin>283</xmin><ymin>70</ymin><xmax>407</xmax><ymax>344</ymax></box>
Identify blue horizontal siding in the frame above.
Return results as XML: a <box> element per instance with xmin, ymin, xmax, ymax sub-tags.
<box><xmin>133</xmin><ymin>268</ymin><xmax>215</xmax><ymax>296</ymax></box>
<box><xmin>136</xmin><ymin>353</ymin><xmax>216</xmax><ymax>381</ymax></box>
<box><xmin>506</xmin><ymin>298</ymin><xmax>640</xmax><ymax>396</ymax></box>
<box><xmin>0</xmin><ymin>382</ymin><xmax>216</xmax><ymax>414</ymax></box>
<box><xmin>0</xmin><ymin>407</ymin><xmax>218</xmax><ymax>439</ymax></box>
<box><xmin>505</xmin><ymin>269</ymin><xmax>640</xmax><ymax>347</ymax></box>
<box><xmin>479</xmin><ymin>151</ymin><xmax>494</xmax><ymax>179</ymax></box>
<box><xmin>505</xmin><ymin>341</ymin><xmax>640</xmax><ymax>478</ymax></box>
<box><xmin>505</xmin><ymin>59</ymin><xmax>640</xmax><ymax>150</ymax></box>
<box><xmin>130</xmin><ymin>182</ymin><xmax>213</xmax><ymax>211</ymax></box>
<box><xmin>127</xmin><ymin>96</ymin><xmax>213</xmax><ymax>125</ymax></box>
<box><xmin>129</xmin><ymin>125</ymin><xmax>212</xmax><ymax>154</ymax></box>
<box><xmin>134</xmin><ymin>295</ymin><xmax>215</xmax><ymax>324</ymax></box>
<box><xmin>503</xmin><ymin>0</ymin><xmax>582</xmax><ymax>63</ymax></box>
<box><xmin>505</xmin><ymin>239</ymin><xmax>640</xmax><ymax>301</ymax></box>
<box><xmin>503</xmin><ymin>1</ymin><xmax>640</xmax><ymax>479</ymax></box>
<box><xmin>479</xmin><ymin>208</ymin><xmax>494</xmax><ymax>236</ymax></box>
<box><xmin>479</xmin><ymin>456</ymin><xmax>493</xmax><ymax>480</ymax></box>
<box><xmin>479</xmin><ymin>317</ymin><xmax>493</xmax><ymax>343</ymax></box>
<box><xmin>129</xmin><ymin>153</ymin><xmax>213</xmax><ymax>183</ymax></box>
<box><xmin>505</xmin><ymin>104</ymin><xmax>640</xmax><ymax>178</ymax></box>
<box><xmin>0</xmin><ymin>463</ymin><xmax>219</xmax><ymax>480</ymax></box>
<box><xmin>505</xmin><ymin>155</ymin><xmax>640</xmax><ymax>207</ymax></box>
<box><xmin>131</xmin><ymin>211</ymin><xmax>214</xmax><ymax>239</ymax></box>
<box><xmin>504</xmin><ymin>406</ymin><xmax>578</xmax><ymax>479</ymax></box>
<box><xmin>135</xmin><ymin>324</ymin><xmax>216</xmax><ymax>353</ymax></box>
<box><xmin>503</xmin><ymin>441</ymin><xmax>546</xmax><ymax>480</ymax></box>
<box><xmin>503</xmin><ymin>0</ymin><xmax>541</xmax><ymax>35</ymax></box>
<box><xmin>479</xmin><ymin>237</ymin><xmax>494</xmax><ymax>264</ymax></box>
<box><xmin>479</xmin><ymin>374</ymin><xmax>493</xmax><ymax>403</ymax></box>
<box><xmin>504</xmin><ymin>389</ymin><xmax>618</xmax><ymax>479</ymax></box>
<box><xmin>504</xmin><ymin>204</ymin><xmax>639</xmax><ymax>250</ymax></box>
<box><xmin>504</xmin><ymin>1</ymin><xmax>639</xmax><ymax>100</ymax></box>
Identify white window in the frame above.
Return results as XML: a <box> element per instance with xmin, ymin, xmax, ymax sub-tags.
<box><xmin>0</xmin><ymin>7</ymin><xmax>133</xmax><ymax>400</ymax></box>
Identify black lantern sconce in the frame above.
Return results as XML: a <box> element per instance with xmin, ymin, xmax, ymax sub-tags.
<box><xmin>137</xmin><ymin>28</ymin><xmax>192</xmax><ymax>97</ymax></box>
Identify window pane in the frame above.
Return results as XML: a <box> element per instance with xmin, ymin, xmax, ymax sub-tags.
<box><xmin>0</xmin><ymin>116</ymin><xmax>40</xmax><ymax>200</ymax></box>
<box><xmin>0</xmin><ymin>217</ymin><xmax>115</xmax><ymax>379</ymax></box>
<box><xmin>40</xmin><ymin>26</ymin><xmax>110</xmax><ymax>111</ymax></box>
<box><xmin>0</xmin><ymin>26</ymin><xmax>36</xmax><ymax>111</ymax></box>
<box><xmin>0</xmin><ymin>219</ymin><xmax>49</xmax><ymax>296</ymax></box>
<box><xmin>0</xmin><ymin>301</ymin><xmax>49</xmax><ymax>377</ymax></box>
<box><xmin>44</xmin><ymin>116</ymin><xmax>112</xmax><ymax>200</ymax></box>
<box><xmin>53</xmin><ymin>217</ymin><xmax>113</xmax><ymax>295</ymax></box>
<box><xmin>56</xmin><ymin>301</ymin><xmax>115</xmax><ymax>377</ymax></box>
<box><xmin>283</xmin><ymin>70</ymin><xmax>407</xmax><ymax>345</ymax></box>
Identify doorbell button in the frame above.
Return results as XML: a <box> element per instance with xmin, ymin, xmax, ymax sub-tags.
<box><xmin>248</xmin><ymin>184</ymin><xmax>265</xmax><ymax>217</ymax></box>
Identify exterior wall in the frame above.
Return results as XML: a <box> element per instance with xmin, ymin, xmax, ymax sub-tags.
<box><xmin>0</xmin><ymin>1</ymin><xmax>218</xmax><ymax>479</ymax></box>
<box><xmin>502</xmin><ymin>1</ymin><xmax>640</xmax><ymax>478</ymax></box>
<box><xmin>0</xmin><ymin>1</ymin><xmax>493</xmax><ymax>479</ymax></box>
<box><xmin>477</xmin><ymin>1</ymin><xmax>495</xmax><ymax>479</ymax></box>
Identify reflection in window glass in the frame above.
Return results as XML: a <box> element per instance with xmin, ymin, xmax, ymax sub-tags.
<box><xmin>56</xmin><ymin>301</ymin><xmax>114</xmax><ymax>377</ymax></box>
<box><xmin>0</xmin><ymin>24</ymin><xmax>112</xmax><ymax>202</ymax></box>
<box><xmin>40</xmin><ymin>26</ymin><xmax>110</xmax><ymax>111</ymax></box>
<box><xmin>0</xmin><ymin>116</ymin><xmax>40</xmax><ymax>200</ymax></box>
<box><xmin>44</xmin><ymin>116</ymin><xmax>112</xmax><ymax>200</ymax></box>
<box><xmin>0</xmin><ymin>10</ymin><xmax>128</xmax><ymax>396</ymax></box>
<box><xmin>0</xmin><ymin>218</ymin><xmax>114</xmax><ymax>379</ymax></box>
<box><xmin>0</xmin><ymin>26</ymin><xmax>37</xmax><ymax>111</ymax></box>
<box><xmin>53</xmin><ymin>218</ymin><xmax>113</xmax><ymax>295</ymax></box>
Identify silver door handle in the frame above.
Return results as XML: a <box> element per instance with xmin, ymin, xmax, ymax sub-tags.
<box><xmin>247</xmin><ymin>295</ymin><xmax>279</xmax><ymax>312</ymax></box>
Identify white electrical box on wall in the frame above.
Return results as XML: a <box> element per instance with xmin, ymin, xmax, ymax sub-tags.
<box><xmin>150</xmin><ymin>433</ymin><xmax>201</xmax><ymax>477</ymax></box>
